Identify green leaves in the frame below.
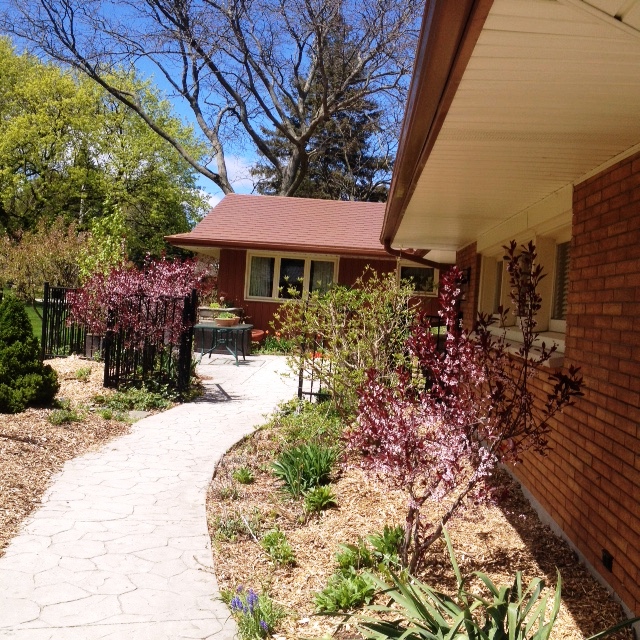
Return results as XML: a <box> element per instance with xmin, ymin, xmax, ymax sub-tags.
<box><xmin>315</xmin><ymin>569</ymin><xmax>376</xmax><ymax>613</ymax></box>
<box><xmin>0</xmin><ymin>295</ymin><xmax>59</xmax><ymax>413</ymax></box>
<box><xmin>0</xmin><ymin>39</ymin><xmax>206</xmax><ymax>264</ymax></box>
<box><xmin>271</xmin><ymin>443</ymin><xmax>337</xmax><ymax>498</ymax></box>
<box><xmin>354</xmin><ymin>529</ymin><xmax>563</xmax><ymax>640</ymax></box>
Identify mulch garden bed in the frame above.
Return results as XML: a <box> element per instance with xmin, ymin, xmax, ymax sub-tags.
<box><xmin>208</xmin><ymin>423</ymin><xmax>632</xmax><ymax>640</ymax></box>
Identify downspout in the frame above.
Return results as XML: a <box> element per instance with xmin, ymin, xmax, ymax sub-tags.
<box><xmin>383</xmin><ymin>239</ymin><xmax>448</xmax><ymax>271</ymax></box>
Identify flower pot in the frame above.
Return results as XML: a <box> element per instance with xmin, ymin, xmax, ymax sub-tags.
<box><xmin>214</xmin><ymin>316</ymin><xmax>240</xmax><ymax>327</ymax></box>
<box><xmin>198</xmin><ymin>306</ymin><xmax>243</xmax><ymax>324</ymax></box>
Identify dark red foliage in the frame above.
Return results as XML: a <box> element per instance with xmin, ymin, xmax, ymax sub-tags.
<box><xmin>68</xmin><ymin>256</ymin><xmax>204</xmax><ymax>348</ymax></box>
<box><xmin>348</xmin><ymin>241</ymin><xmax>583</xmax><ymax>571</ymax></box>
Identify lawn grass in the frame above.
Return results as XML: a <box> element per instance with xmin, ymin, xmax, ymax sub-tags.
<box><xmin>25</xmin><ymin>302</ymin><xmax>43</xmax><ymax>340</ymax></box>
<box><xmin>2</xmin><ymin>289</ymin><xmax>43</xmax><ymax>339</ymax></box>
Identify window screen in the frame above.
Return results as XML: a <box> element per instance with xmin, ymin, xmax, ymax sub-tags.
<box><xmin>310</xmin><ymin>260</ymin><xmax>334</xmax><ymax>293</ymax></box>
<box><xmin>249</xmin><ymin>256</ymin><xmax>275</xmax><ymax>297</ymax></box>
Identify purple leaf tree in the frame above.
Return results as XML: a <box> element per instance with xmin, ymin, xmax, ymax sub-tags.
<box><xmin>348</xmin><ymin>241</ymin><xmax>583</xmax><ymax>572</ymax></box>
<box><xmin>68</xmin><ymin>256</ymin><xmax>203</xmax><ymax>349</ymax></box>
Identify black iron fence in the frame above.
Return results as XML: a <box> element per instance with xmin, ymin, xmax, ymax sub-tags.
<box><xmin>41</xmin><ymin>282</ymin><xmax>197</xmax><ymax>392</ymax></box>
<box><xmin>41</xmin><ymin>283</ymin><xmax>87</xmax><ymax>360</ymax></box>
<box><xmin>103</xmin><ymin>289</ymin><xmax>197</xmax><ymax>392</ymax></box>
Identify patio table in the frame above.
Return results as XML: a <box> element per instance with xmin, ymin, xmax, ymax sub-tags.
<box><xmin>195</xmin><ymin>323</ymin><xmax>253</xmax><ymax>366</ymax></box>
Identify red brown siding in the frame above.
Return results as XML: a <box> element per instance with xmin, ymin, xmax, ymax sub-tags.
<box><xmin>511</xmin><ymin>152</ymin><xmax>640</xmax><ymax>615</ymax></box>
<box><xmin>337</xmin><ymin>257</ymin><xmax>396</xmax><ymax>285</ymax></box>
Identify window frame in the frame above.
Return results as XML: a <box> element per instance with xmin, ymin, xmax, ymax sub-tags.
<box><xmin>244</xmin><ymin>251</ymin><xmax>339</xmax><ymax>302</ymax></box>
<box><xmin>397</xmin><ymin>261</ymin><xmax>439</xmax><ymax>297</ymax></box>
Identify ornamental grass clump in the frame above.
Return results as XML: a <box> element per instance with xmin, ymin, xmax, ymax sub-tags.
<box><xmin>356</xmin><ymin>529</ymin><xmax>564</xmax><ymax>640</ymax></box>
<box><xmin>0</xmin><ymin>295</ymin><xmax>59</xmax><ymax>413</ymax></box>
<box><xmin>355</xmin><ymin>529</ymin><xmax>640</xmax><ymax>640</ymax></box>
<box><xmin>349</xmin><ymin>242</ymin><xmax>584</xmax><ymax>573</ymax></box>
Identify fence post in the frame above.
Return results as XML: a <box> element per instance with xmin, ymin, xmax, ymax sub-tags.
<box><xmin>177</xmin><ymin>289</ymin><xmax>197</xmax><ymax>393</ymax></box>
<box><xmin>41</xmin><ymin>282</ymin><xmax>50</xmax><ymax>362</ymax></box>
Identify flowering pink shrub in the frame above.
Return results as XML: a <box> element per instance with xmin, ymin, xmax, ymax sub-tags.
<box><xmin>68</xmin><ymin>256</ymin><xmax>203</xmax><ymax>348</ymax></box>
<box><xmin>348</xmin><ymin>241</ymin><xmax>583</xmax><ymax>572</ymax></box>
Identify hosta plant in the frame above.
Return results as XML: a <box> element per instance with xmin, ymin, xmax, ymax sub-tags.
<box><xmin>315</xmin><ymin>568</ymin><xmax>376</xmax><ymax>613</ymax></box>
<box><xmin>304</xmin><ymin>485</ymin><xmax>337</xmax><ymax>513</ymax></box>
<box><xmin>260</xmin><ymin>528</ymin><xmax>295</xmax><ymax>566</ymax></box>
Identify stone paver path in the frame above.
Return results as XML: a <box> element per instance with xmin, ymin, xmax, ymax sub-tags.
<box><xmin>0</xmin><ymin>355</ymin><xmax>297</xmax><ymax>639</ymax></box>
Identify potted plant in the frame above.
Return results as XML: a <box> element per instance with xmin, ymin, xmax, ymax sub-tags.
<box><xmin>198</xmin><ymin>295</ymin><xmax>243</xmax><ymax>323</ymax></box>
<box><xmin>214</xmin><ymin>311</ymin><xmax>240</xmax><ymax>327</ymax></box>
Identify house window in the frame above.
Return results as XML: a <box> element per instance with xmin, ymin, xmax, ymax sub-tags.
<box><xmin>246</xmin><ymin>253</ymin><xmax>337</xmax><ymax>300</ymax></box>
<box><xmin>248</xmin><ymin>256</ymin><xmax>275</xmax><ymax>297</ymax></box>
<box><xmin>492</xmin><ymin>259</ymin><xmax>504</xmax><ymax>315</ymax></box>
<box><xmin>551</xmin><ymin>241</ymin><xmax>570</xmax><ymax>321</ymax></box>
<box><xmin>399</xmin><ymin>264</ymin><xmax>438</xmax><ymax>296</ymax></box>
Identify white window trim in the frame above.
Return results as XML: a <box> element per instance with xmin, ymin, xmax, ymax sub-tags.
<box><xmin>397</xmin><ymin>260</ymin><xmax>439</xmax><ymax>297</ymax></box>
<box><xmin>478</xmin><ymin>230</ymin><xmax>571</xmax><ymax>367</ymax></box>
<box><xmin>244</xmin><ymin>251</ymin><xmax>339</xmax><ymax>302</ymax></box>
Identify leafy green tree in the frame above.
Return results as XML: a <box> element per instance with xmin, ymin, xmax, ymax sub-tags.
<box><xmin>0</xmin><ymin>39</ymin><xmax>207</xmax><ymax>260</ymax></box>
<box><xmin>3</xmin><ymin>0</ymin><xmax>421</xmax><ymax>196</ymax></box>
<box><xmin>0</xmin><ymin>217</ymin><xmax>87</xmax><ymax>309</ymax></box>
<box><xmin>77</xmin><ymin>210</ymin><xmax>127</xmax><ymax>281</ymax></box>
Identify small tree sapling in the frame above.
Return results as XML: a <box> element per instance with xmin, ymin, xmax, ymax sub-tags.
<box><xmin>348</xmin><ymin>241</ymin><xmax>583</xmax><ymax>573</ymax></box>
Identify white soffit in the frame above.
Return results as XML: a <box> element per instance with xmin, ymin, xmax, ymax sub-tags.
<box><xmin>394</xmin><ymin>0</ymin><xmax>640</xmax><ymax>252</ymax></box>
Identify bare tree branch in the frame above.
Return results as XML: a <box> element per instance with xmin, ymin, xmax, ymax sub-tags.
<box><xmin>1</xmin><ymin>0</ymin><xmax>421</xmax><ymax>196</ymax></box>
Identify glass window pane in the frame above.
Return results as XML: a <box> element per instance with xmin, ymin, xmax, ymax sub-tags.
<box><xmin>310</xmin><ymin>261</ymin><xmax>334</xmax><ymax>294</ymax></box>
<box><xmin>400</xmin><ymin>266</ymin><xmax>436</xmax><ymax>294</ymax></box>
<box><xmin>279</xmin><ymin>258</ymin><xmax>305</xmax><ymax>298</ymax></box>
<box><xmin>552</xmin><ymin>242</ymin><xmax>570</xmax><ymax>320</ymax></box>
<box><xmin>249</xmin><ymin>256</ymin><xmax>275</xmax><ymax>297</ymax></box>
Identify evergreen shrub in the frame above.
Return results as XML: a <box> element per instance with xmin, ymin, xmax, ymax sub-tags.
<box><xmin>0</xmin><ymin>295</ymin><xmax>59</xmax><ymax>413</ymax></box>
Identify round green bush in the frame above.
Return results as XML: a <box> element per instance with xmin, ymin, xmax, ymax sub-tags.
<box><xmin>0</xmin><ymin>295</ymin><xmax>59</xmax><ymax>413</ymax></box>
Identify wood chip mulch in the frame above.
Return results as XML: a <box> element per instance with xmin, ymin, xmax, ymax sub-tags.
<box><xmin>208</xmin><ymin>426</ymin><xmax>632</xmax><ymax>640</ymax></box>
<box><xmin>0</xmin><ymin>357</ymin><xmax>130</xmax><ymax>557</ymax></box>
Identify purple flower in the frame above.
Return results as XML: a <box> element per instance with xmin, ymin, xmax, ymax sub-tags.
<box><xmin>236</xmin><ymin>585</ymin><xmax>244</xmax><ymax>593</ymax></box>
<box><xmin>247</xmin><ymin>589</ymin><xmax>259</xmax><ymax>613</ymax></box>
<box><xmin>230</xmin><ymin>596</ymin><xmax>243</xmax><ymax>612</ymax></box>
<box><xmin>260</xmin><ymin>620</ymin><xmax>268</xmax><ymax>632</ymax></box>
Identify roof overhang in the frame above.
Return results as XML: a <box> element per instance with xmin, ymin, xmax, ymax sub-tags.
<box><xmin>383</xmin><ymin>0</ymin><xmax>640</xmax><ymax>255</ymax></box>
<box><xmin>164</xmin><ymin>234</ymin><xmax>394</xmax><ymax>260</ymax></box>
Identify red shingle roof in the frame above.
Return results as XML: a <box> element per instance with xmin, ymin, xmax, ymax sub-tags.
<box><xmin>165</xmin><ymin>194</ymin><xmax>388</xmax><ymax>257</ymax></box>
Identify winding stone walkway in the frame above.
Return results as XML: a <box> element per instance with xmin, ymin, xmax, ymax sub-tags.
<box><xmin>0</xmin><ymin>355</ymin><xmax>297</xmax><ymax>639</ymax></box>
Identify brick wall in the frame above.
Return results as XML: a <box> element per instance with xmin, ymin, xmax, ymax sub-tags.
<box><xmin>512</xmin><ymin>152</ymin><xmax>640</xmax><ymax>615</ymax></box>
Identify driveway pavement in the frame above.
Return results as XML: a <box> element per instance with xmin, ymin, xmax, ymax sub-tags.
<box><xmin>0</xmin><ymin>355</ymin><xmax>297</xmax><ymax>640</ymax></box>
